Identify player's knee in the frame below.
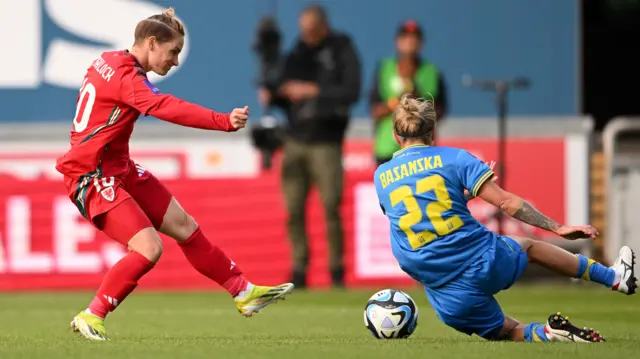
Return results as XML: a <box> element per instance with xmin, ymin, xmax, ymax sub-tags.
<box><xmin>128</xmin><ymin>228</ymin><xmax>163</xmax><ymax>263</ymax></box>
<box><xmin>483</xmin><ymin>316</ymin><xmax>521</xmax><ymax>341</ymax></box>
<box><xmin>159</xmin><ymin>198</ymin><xmax>199</xmax><ymax>242</ymax></box>
<box><xmin>166</xmin><ymin>211</ymin><xmax>198</xmax><ymax>242</ymax></box>
<box><xmin>510</xmin><ymin>236</ymin><xmax>533</xmax><ymax>251</ymax></box>
<box><xmin>140</xmin><ymin>239</ymin><xmax>163</xmax><ymax>263</ymax></box>
<box><xmin>180</xmin><ymin>213</ymin><xmax>199</xmax><ymax>238</ymax></box>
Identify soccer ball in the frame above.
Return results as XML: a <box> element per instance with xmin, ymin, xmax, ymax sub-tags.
<box><xmin>363</xmin><ymin>289</ymin><xmax>418</xmax><ymax>339</ymax></box>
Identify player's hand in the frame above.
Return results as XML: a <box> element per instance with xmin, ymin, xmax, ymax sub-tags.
<box><xmin>230</xmin><ymin>106</ymin><xmax>249</xmax><ymax>129</ymax></box>
<box><xmin>554</xmin><ymin>225</ymin><xmax>599</xmax><ymax>240</ymax></box>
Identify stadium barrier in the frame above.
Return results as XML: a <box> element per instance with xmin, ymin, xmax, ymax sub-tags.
<box><xmin>603</xmin><ymin>117</ymin><xmax>640</xmax><ymax>264</ymax></box>
<box><xmin>0</xmin><ymin>116</ymin><xmax>593</xmax><ymax>290</ymax></box>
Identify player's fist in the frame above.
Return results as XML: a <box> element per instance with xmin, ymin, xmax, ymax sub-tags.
<box><xmin>554</xmin><ymin>225</ymin><xmax>599</xmax><ymax>240</ymax></box>
<box><xmin>230</xmin><ymin>106</ymin><xmax>249</xmax><ymax>129</ymax></box>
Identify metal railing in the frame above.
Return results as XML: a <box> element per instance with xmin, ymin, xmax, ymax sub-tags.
<box><xmin>602</xmin><ymin>117</ymin><xmax>640</xmax><ymax>263</ymax></box>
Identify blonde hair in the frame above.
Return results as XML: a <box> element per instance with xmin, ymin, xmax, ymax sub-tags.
<box><xmin>134</xmin><ymin>7</ymin><xmax>185</xmax><ymax>44</ymax></box>
<box><xmin>392</xmin><ymin>93</ymin><xmax>437</xmax><ymax>142</ymax></box>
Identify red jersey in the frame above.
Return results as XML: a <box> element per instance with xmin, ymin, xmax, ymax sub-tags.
<box><xmin>55</xmin><ymin>50</ymin><xmax>235</xmax><ymax>180</ymax></box>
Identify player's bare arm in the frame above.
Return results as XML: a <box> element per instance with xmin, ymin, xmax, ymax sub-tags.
<box><xmin>476</xmin><ymin>180</ymin><xmax>597</xmax><ymax>240</ymax></box>
<box><xmin>511</xmin><ymin>200</ymin><xmax>560</xmax><ymax>232</ymax></box>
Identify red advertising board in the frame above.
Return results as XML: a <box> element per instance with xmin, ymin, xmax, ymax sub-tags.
<box><xmin>0</xmin><ymin>137</ymin><xmax>583</xmax><ymax>290</ymax></box>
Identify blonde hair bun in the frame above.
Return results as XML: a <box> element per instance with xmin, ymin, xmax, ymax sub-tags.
<box><xmin>162</xmin><ymin>7</ymin><xmax>176</xmax><ymax>18</ymax></box>
<box><xmin>393</xmin><ymin>93</ymin><xmax>437</xmax><ymax>140</ymax></box>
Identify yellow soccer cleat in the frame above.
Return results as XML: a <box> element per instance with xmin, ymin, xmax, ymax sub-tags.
<box><xmin>69</xmin><ymin>310</ymin><xmax>108</xmax><ymax>341</ymax></box>
<box><xmin>235</xmin><ymin>283</ymin><xmax>294</xmax><ymax>317</ymax></box>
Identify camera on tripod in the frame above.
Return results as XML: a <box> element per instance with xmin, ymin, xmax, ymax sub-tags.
<box><xmin>250</xmin><ymin>16</ymin><xmax>285</xmax><ymax>170</ymax></box>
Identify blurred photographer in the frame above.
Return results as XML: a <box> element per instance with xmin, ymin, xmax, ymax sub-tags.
<box><xmin>259</xmin><ymin>4</ymin><xmax>361</xmax><ymax>288</ymax></box>
<box><xmin>252</xmin><ymin>16</ymin><xmax>286</xmax><ymax>170</ymax></box>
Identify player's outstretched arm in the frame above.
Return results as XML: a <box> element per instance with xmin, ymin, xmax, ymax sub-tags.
<box><xmin>120</xmin><ymin>66</ymin><xmax>247</xmax><ymax>131</ymax></box>
<box><xmin>476</xmin><ymin>181</ymin><xmax>598</xmax><ymax>240</ymax></box>
<box><xmin>478</xmin><ymin>181</ymin><xmax>560</xmax><ymax>232</ymax></box>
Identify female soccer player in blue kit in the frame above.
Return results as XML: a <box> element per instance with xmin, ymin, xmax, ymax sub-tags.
<box><xmin>374</xmin><ymin>94</ymin><xmax>637</xmax><ymax>342</ymax></box>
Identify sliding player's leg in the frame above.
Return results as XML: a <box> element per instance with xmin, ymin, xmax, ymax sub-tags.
<box><xmin>70</xmin><ymin>197</ymin><xmax>159</xmax><ymax>341</ymax></box>
<box><xmin>492</xmin><ymin>236</ymin><xmax>608</xmax><ymax>342</ymax></box>
<box><xmin>509</xmin><ymin>236</ymin><xmax>637</xmax><ymax>295</ymax></box>
<box><xmin>428</xmin><ymin>286</ymin><xmax>606</xmax><ymax>342</ymax></box>
<box><xmin>129</xmin><ymin>165</ymin><xmax>293</xmax><ymax>317</ymax></box>
<box><xmin>425</xmin><ymin>235</ymin><xmax>607</xmax><ymax>342</ymax></box>
<box><xmin>494</xmin><ymin>313</ymin><xmax>606</xmax><ymax>342</ymax></box>
<box><xmin>423</xmin><ymin>235</ymin><xmax>527</xmax><ymax>341</ymax></box>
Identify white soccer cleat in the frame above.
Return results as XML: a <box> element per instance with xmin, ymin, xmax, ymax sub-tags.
<box><xmin>610</xmin><ymin>246</ymin><xmax>637</xmax><ymax>295</ymax></box>
<box><xmin>545</xmin><ymin>312</ymin><xmax>605</xmax><ymax>343</ymax></box>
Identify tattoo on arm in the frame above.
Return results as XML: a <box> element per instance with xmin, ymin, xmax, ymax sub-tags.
<box><xmin>512</xmin><ymin>201</ymin><xmax>560</xmax><ymax>232</ymax></box>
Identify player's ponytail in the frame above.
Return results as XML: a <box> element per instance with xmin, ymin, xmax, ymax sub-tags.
<box><xmin>134</xmin><ymin>7</ymin><xmax>185</xmax><ymax>44</ymax></box>
<box><xmin>392</xmin><ymin>93</ymin><xmax>436</xmax><ymax>143</ymax></box>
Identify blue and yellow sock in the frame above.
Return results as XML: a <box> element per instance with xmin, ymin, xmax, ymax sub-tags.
<box><xmin>524</xmin><ymin>323</ymin><xmax>549</xmax><ymax>342</ymax></box>
<box><xmin>575</xmin><ymin>254</ymin><xmax>616</xmax><ymax>287</ymax></box>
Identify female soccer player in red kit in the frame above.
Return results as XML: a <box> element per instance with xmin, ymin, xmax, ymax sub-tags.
<box><xmin>55</xmin><ymin>8</ymin><xmax>294</xmax><ymax>341</ymax></box>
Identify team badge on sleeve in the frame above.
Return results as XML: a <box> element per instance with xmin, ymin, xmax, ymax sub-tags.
<box><xmin>143</xmin><ymin>79</ymin><xmax>161</xmax><ymax>95</ymax></box>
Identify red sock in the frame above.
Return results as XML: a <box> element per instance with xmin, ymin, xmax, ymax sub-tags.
<box><xmin>178</xmin><ymin>227</ymin><xmax>247</xmax><ymax>296</ymax></box>
<box><xmin>222</xmin><ymin>275</ymin><xmax>249</xmax><ymax>297</ymax></box>
<box><xmin>87</xmin><ymin>251</ymin><xmax>154</xmax><ymax>319</ymax></box>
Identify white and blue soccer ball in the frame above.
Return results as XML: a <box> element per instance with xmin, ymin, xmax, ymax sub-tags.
<box><xmin>364</xmin><ymin>289</ymin><xmax>419</xmax><ymax>339</ymax></box>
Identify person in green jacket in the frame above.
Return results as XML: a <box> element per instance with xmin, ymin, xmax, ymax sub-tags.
<box><xmin>369</xmin><ymin>20</ymin><xmax>448</xmax><ymax>166</ymax></box>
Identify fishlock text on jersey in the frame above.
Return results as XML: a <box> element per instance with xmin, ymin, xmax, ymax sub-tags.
<box><xmin>91</xmin><ymin>56</ymin><xmax>115</xmax><ymax>82</ymax></box>
<box><xmin>380</xmin><ymin>155</ymin><xmax>444</xmax><ymax>189</ymax></box>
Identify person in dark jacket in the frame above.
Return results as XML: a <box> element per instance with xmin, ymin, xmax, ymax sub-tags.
<box><xmin>259</xmin><ymin>4</ymin><xmax>361</xmax><ymax>288</ymax></box>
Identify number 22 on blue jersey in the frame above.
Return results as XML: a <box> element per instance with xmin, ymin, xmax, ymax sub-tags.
<box><xmin>389</xmin><ymin>174</ymin><xmax>464</xmax><ymax>249</ymax></box>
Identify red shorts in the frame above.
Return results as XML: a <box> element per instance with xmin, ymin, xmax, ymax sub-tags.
<box><xmin>64</xmin><ymin>161</ymin><xmax>172</xmax><ymax>245</ymax></box>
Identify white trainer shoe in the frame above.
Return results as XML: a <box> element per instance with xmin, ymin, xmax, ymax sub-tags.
<box><xmin>611</xmin><ymin>246</ymin><xmax>637</xmax><ymax>295</ymax></box>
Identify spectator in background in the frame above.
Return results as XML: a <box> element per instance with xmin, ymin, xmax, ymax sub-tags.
<box><xmin>369</xmin><ymin>20</ymin><xmax>448</xmax><ymax>166</ymax></box>
<box><xmin>259</xmin><ymin>4</ymin><xmax>361</xmax><ymax>288</ymax></box>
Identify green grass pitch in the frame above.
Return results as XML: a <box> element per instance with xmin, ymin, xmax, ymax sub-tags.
<box><xmin>0</xmin><ymin>284</ymin><xmax>638</xmax><ymax>359</ymax></box>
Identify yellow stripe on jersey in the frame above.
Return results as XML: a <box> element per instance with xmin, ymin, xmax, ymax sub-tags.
<box><xmin>471</xmin><ymin>170</ymin><xmax>494</xmax><ymax>197</ymax></box>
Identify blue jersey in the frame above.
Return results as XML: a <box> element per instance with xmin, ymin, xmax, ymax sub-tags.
<box><xmin>374</xmin><ymin>144</ymin><xmax>498</xmax><ymax>288</ymax></box>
